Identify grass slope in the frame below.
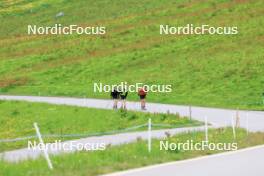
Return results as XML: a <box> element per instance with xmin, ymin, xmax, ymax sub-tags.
<box><xmin>0</xmin><ymin>0</ymin><xmax>264</xmax><ymax>110</ymax></box>
<box><xmin>0</xmin><ymin>100</ymin><xmax>201</xmax><ymax>152</ymax></box>
<box><xmin>1</xmin><ymin>128</ymin><xmax>264</xmax><ymax>176</ymax></box>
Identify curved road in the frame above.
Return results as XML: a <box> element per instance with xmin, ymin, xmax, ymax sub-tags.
<box><xmin>0</xmin><ymin>95</ymin><xmax>264</xmax><ymax>176</ymax></box>
<box><xmin>0</xmin><ymin>126</ymin><xmax>204</xmax><ymax>162</ymax></box>
<box><xmin>104</xmin><ymin>145</ymin><xmax>264</xmax><ymax>176</ymax></box>
<box><xmin>0</xmin><ymin>95</ymin><xmax>264</xmax><ymax>132</ymax></box>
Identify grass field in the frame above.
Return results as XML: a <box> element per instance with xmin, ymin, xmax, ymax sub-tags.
<box><xmin>0</xmin><ymin>100</ymin><xmax>201</xmax><ymax>152</ymax></box>
<box><xmin>0</xmin><ymin>0</ymin><xmax>263</xmax><ymax>110</ymax></box>
<box><xmin>1</xmin><ymin>128</ymin><xmax>264</xmax><ymax>176</ymax></box>
<box><xmin>1</xmin><ymin>1</ymin><xmax>263</xmax><ymax>176</ymax></box>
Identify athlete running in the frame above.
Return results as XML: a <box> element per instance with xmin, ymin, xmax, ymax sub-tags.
<box><xmin>120</xmin><ymin>88</ymin><xmax>128</xmax><ymax>109</ymax></box>
<box><xmin>138</xmin><ymin>86</ymin><xmax>148</xmax><ymax>110</ymax></box>
<box><xmin>111</xmin><ymin>87</ymin><xmax>120</xmax><ymax>109</ymax></box>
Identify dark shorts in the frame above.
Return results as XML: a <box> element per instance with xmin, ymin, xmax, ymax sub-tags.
<box><xmin>120</xmin><ymin>95</ymin><xmax>127</xmax><ymax>100</ymax></box>
<box><xmin>112</xmin><ymin>96</ymin><xmax>119</xmax><ymax>99</ymax></box>
<box><xmin>140</xmin><ymin>95</ymin><xmax>146</xmax><ymax>99</ymax></box>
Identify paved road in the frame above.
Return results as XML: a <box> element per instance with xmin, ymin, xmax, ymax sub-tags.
<box><xmin>104</xmin><ymin>145</ymin><xmax>264</xmax><ymax>176</ymax></box>
<box><xmin>0</xmin><ymin>95</ymin><xmax>264</xmax><ymax>164</ymax></box>
<box><xmin>0</xmin><ymin>126</ymin><xmax>204</xmax><ymax>162</ymax></box>
<box><xmin>0</xmin><ymin>95</ymin><xmax>264</xmax><ymax>131</ymax></box>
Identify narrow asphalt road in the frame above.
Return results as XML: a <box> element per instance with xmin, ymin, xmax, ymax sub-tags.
<box><xmin>0</xmin><ymin>126</ymin><xmax>204</xmax><ymax>163</ymax></box>
<box><xmin>0</xmin><ymin>95</ymin><xmax>264</xmax><ymax>164</ymax></box>
<box><xmin>0</xmin><ymin>95</ymin><xmax>264</xmax><ymax>175</ymax></box>
<box><xmin>104</xmin><ymin>145</ymin><xmax>264</xmax><ymax>176</ymax></box>
<box><xmin>0</xmin><ymin>95</ymin><xmax>264</xmax><ymax>131</ymax></box>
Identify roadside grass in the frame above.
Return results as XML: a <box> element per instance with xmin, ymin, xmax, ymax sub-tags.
<box><xmin>0</xmin><ymin>0</ymin><xmax>264</xmax><ymax>110</ymax></box>
<box><xmin>1</xmin><ymin>128</ymin><xmax>264</xmax><ymax>176</ymax></box>
<box><xmin>0</xmin><ymin>100</ymin><xmax>201</xmax><ymax>152</ymax></box>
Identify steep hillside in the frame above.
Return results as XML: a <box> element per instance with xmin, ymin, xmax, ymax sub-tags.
<box><xmin>0</xmin><ymin>0</ymin><xmax>264</xmax><ymax>109</ymax></box>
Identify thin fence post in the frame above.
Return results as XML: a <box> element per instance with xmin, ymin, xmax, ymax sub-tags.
<box><xmin>148</xmin><ymin>118</ymin><xmax>151</xmax><ymax>153</ymax></box>
<box><xmin>246</xmin><ymin>113</ymin><xmax>249</xmax><ymax>136</ymax></box>
<box><xmin>204</xmin><ymin>116</ymin><xmax>208</xmax><ymax>143</ymax></box>
<box><xmin>34</xmin><ymin>122</ymin><xmax>54</xmax><ymax>170</ymax></box>
<box><xmin>231</xmin><ymin>116</ymin><xmax>236</xmax><ymax>141</ymax></box>
<box><xmin>189</xmin><ymin>105</ymin><xmax>192</xmax><ymax>120</ymax></box>
<box><xmin>236</xmin><ymin>108</ymin><xmax>240</xmax><ymax>128</ymax></box>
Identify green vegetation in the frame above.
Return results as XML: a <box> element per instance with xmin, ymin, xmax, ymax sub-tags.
<box><xmin>0</xmin><ymin>0</ymin><xmax>264</xmax><ymax>110</ymax></box>
<box><xmin>1</xmin><ymin>128</ymin><xmax>264</xmax><ymax>176</ymax></box>
<box><xmin>0</xmin><ymin>100</ymin><xmax>201</xmax><ymax>152</ymax></box>
<box><xmin>1</xmin><ymin>1</ymin><xmax>263</xmax><ymax>175</ymax></box>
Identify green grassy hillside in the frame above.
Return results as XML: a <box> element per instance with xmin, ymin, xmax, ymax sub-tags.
<box><xmin>0</xmin><ymin>100</ymin><xmax>200</xmax><ymax>152</ymax></box>
<box><xmin>0</xmin><ymin>0</ymin><xmax>264</xmax><ymax>109</ymax></box>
